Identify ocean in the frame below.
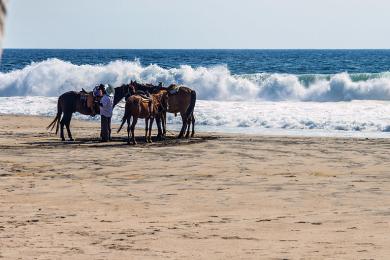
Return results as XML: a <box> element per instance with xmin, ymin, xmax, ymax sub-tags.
<box><xmin>1</xmin><ymin>49</ymin><xmax>390</xmax><ymax>138</ymax></box>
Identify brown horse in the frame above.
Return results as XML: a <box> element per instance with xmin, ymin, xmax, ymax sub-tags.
<box><xmin>127</xmin><ymin>81</ymin><xmax>197</xmax><ymax>139</ymax></box>
<box><xmin>47</xmin><ymin>84</ymin><xmax>132</xmax><ymax>141</ymax></box>
<box><xmin>161</xmin><ymin>84</ymin><xmax>196</xmax><ymax>139</ymax></box>
<box><xmin>127</xmin><ymin>80</ymin><xmax>166</xmax><ymax>139</ymax></box>
<box><xmin>117</xmin><ymin>90</ymin><xmax>168</xmax><ymax>145</ymax></box>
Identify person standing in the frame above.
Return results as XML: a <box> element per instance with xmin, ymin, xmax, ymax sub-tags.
<box><xmin>99</xmin><ymin>84</ymin><xmax>114</xmax><ymax>142</ymax></box>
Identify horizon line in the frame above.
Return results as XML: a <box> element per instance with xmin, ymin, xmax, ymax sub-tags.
<box><xmin>3</xmin><ymin>48</ymin><xmax>390</xmax><ymax>51</ymax></box>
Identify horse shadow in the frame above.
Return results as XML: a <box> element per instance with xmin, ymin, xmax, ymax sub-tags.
<box><xmin>23</xmin><ymin>135</ymin><xmax>217</xmax><ymax>149</ymax></box>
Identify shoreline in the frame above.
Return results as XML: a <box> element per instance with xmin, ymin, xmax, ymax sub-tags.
<box><xmin>3</xmin><ymin>113</ymin><xmax>390</xmax><ymax>140</ymax></box>
<box><xmin>1</xmin><ymin>114</ymin><xmax>390</xmax><ymax>259</ymax></box>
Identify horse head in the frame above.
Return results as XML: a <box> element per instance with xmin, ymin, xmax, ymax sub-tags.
<box><xmin>120</xmin><ymin>83</ymin><xmax>132</xmax><ymax>96</ymax></box>
<box><xmin>129</xmin><ymin>80</ymin><xmax>140</xmax><ymax>88</ymax></box>
<box><xmin>113</xmin><ymin>83</ymin><xmax>133</xmax><ymax>107</ymax></box>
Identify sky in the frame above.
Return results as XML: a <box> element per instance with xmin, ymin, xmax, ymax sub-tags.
<box><xmin>3</xmin><ymin>0</ymin><xmax>390</xmax><ymax>49</ymax></box>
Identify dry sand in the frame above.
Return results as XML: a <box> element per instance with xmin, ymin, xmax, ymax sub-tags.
<box><xmin>0</xmin><ymin>114</ymin><xmax>389</xmax><ymax>259</ymax></box>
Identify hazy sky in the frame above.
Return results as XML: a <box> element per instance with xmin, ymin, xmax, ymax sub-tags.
<box><xmin>3</xmin><ymin>0</ymin><xmax>390</xmax><ymax>49</ymax></box>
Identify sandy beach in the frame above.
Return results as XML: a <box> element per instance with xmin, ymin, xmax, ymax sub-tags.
<box><xmin>0</xmin><ymin>114</ymin><xmax>389</xmax><ymax>259</ymax></box>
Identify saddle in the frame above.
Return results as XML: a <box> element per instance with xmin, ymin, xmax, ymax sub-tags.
<box><xmin>80</xmin><ymin>90</ymin><xmax>98</xmax><ymax>115</ymax></box>
<box><xmin>133</xmin><ymin>94</ymin><xmax>157</xmax><ymax>117</ymax></box>
<box><xmin>139</xmin><ymin>96</ymin><xmax>154</xmax><ymax>116</ymax></box>
<box><xmin>167</xmin><ymin>84</ymin><xmax>180</xmax><ymax>95</ymax></box>
<box><xmin>135</xmin><ymin>90</ymin><xmax>150</xmax><ymax>99</ymax></box>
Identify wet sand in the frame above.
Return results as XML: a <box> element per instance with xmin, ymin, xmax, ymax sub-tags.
<box><xmin>0</xmin><ymin>114</ymin><xmax>389</xmax><ymax>259</ymax></box>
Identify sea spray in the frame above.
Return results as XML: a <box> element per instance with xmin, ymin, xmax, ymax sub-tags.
<box><xmin>1</xmin><ymin>97</ymin><xmax>390</xmax><ymax>137</ymax></box>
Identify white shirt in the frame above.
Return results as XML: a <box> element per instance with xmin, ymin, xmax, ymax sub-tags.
<box><xmin>100</xmin><ymin>95</ymin><xmax>114</xmax><ymax>117</ymax></box>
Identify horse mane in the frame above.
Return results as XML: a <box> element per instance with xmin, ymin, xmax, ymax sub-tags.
<box><xmin>130</xmin><ymin>80</ymin><xmax>163</xmax><ymax>94</ymax></box>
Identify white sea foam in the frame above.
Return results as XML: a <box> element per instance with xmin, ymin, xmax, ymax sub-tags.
<box><xmin>1</xmin><ymin>59</ymin><xmax>390</xmax><ymax>137</ymax></box>
<box><xmin>2</xmin><ymin>59</ymin><xmax>390</xmax><ymax>101</ymax></box>
<box><xmin>1</xmin><ymin>97</ymin><xmax>390</xmax><ymax>138</ymax></box>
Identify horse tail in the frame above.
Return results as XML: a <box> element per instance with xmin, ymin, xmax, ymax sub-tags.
<box><xmin>47</xmin><ymin>97</ymin><xmax>62</xmax><ymax>134</ymax></box>
<box><xmin>117</xmin><ymin>98</ymin><xmax>135</xmax><ymax>133</ymax></box>
<box><xmin>185</xmin><ymin>90</ymin><xmax>196</xmax><ymax>119</ymax></box>
<box><xmin>117</xmin><ymin>106</ymin><xmax>129</xmax><ymax>133</ymax></box>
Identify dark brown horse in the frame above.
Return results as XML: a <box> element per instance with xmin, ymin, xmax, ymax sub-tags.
<box><xmin>128</xmin><ymin>80</ymin><xmax>163</xmax><ymax>94</ymax></box>
<box><xmin>161</xmin><ymin>84</ymin><xmax>196</xmax><ymax>139</ymax></box>
<box><xmin>117</xmin><ymin>89</ymin><xmax>168</xmax><ymax>145</ymax></box>
<box><xmin>47</xmin><ymin>84</ymin><xmax>132</xmax><ymax>141</ymax></box>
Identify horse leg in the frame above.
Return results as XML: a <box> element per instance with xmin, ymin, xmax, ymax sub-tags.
<box><xmin>178</xmin><ymin>113</ymin><xmax>187</xmax><ymax>139</ymax></box>
<box><xmin>145</xmin><ymin>118</ymin><xmax>149</xmax><ymax>143</ymax></box>
<box><xmin>185</xmin><ymin>116</ymin><xmax>191</xmax><ymax>139</ymax></box>
<box><xmin>65</xmin><ymin>114</ymin><xmax>74</xmax><ymax>141</ymax></box>
<box><xmin>148</xmin><ymin>117</ymin><xmax>154</xmax><ymax>143</ymax></box>
<box><xmin>60</xmin><ymin>113</ymin><xmax>71</xmax><ymax>141</ymax></box>
<box><xmin>126</xmin><ymin>116</ymin><xmax>131</xmax><ymax>145</ymax></box>
<box><xmin>162</xmin><ymin>112</ymin><xmax>167</xmax><ymax>138</ymax></box>
<box><xmin>191</xmin><ymin>113</ymin><xmax>195</xmax><ymax>137</ymax></box>
<box><xmin>131</xmin><ymin>117</ymin><xmax>138</xmax><ymax>145</ymax></box>
<box><xmin>156</xmin><ymin>117</ymin><xmax>162</xmax><ymax>141</ymax></box>
<box><xmin>60</xmin><ymin>118</ymin><xmax>65</xmax><ymax>141</ymax></box>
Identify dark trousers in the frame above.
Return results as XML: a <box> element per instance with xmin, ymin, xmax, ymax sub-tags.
<box><xmin>101</xmin><ymin>115</ymin><xmax>111</xmax><ymax>141</ymax></box>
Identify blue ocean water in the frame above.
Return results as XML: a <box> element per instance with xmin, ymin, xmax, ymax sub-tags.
<box><xmin>1</xmin><ymin>49</ymin><xmax>390</xmax><ymax>137</ymax></box>
<box><xmin>2</xmin><ymin>49</ymin><xmax>390</xmax><ymax>74</ymax></box>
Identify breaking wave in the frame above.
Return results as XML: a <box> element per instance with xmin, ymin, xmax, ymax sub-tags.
<box><xmin>1</xmin><ymin>97</ymin><xmax>390</xmax><ymax>137</ymax></box>
<box><xmin>1</xmin><ymin>58</ymin><xmax>390</xmax><ymax>101</ymax></box>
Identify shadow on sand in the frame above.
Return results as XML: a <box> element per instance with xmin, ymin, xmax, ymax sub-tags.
<box><xmin>22</xmin><ymin>135</ymin><xmax>219</xmax><ymax>149</ymax></box>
